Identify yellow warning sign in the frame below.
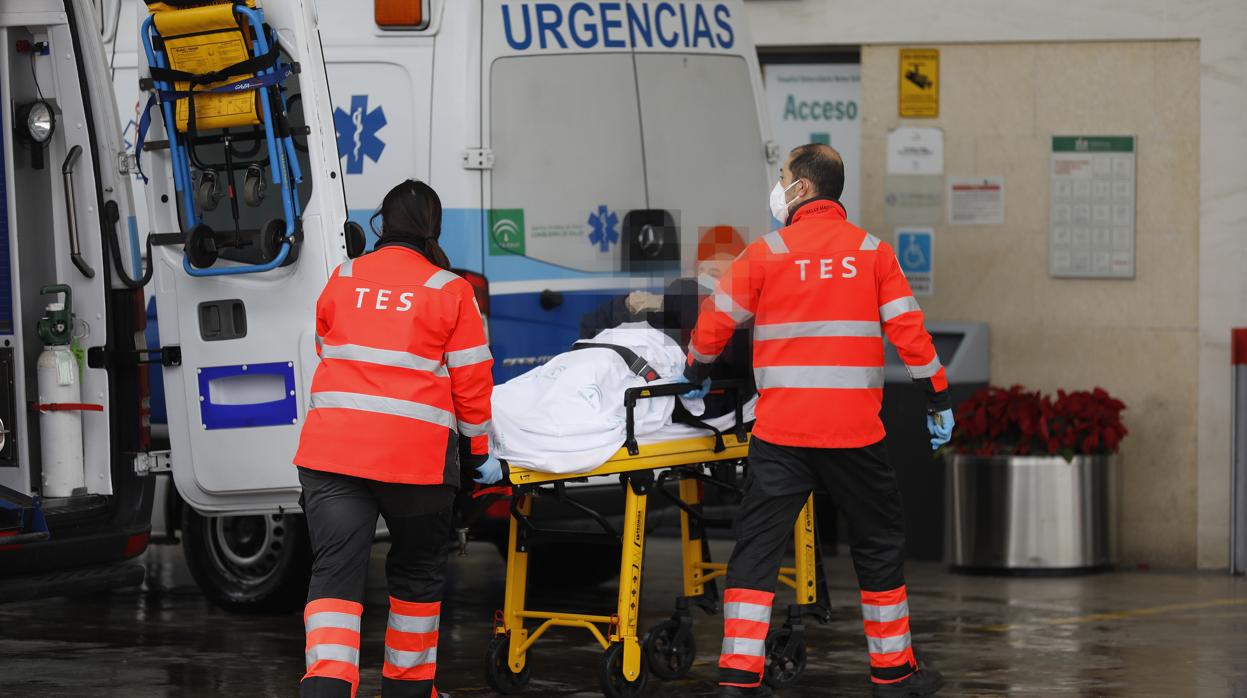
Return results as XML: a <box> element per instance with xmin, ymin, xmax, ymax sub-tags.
<box><xmin>899</xmin><ymin>48</ymin><xmax>939</xmax><ymax>118</ymax></box>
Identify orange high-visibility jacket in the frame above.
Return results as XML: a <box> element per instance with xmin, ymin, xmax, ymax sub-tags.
<box><xmin>686</xmin><ymin>200</ymin><xmax>949</xmax><ymax>449</ymax></box>
<box><xmin>293</xmin><ymin>243</ymin><xmax>493</xmax><ymax>484</ymax></box>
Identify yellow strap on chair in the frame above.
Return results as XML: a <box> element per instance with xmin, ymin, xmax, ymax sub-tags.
<box><xmin>150</xmin><ymin>1</ymin><xmax>263</xmax><ymax>132</ymax></box>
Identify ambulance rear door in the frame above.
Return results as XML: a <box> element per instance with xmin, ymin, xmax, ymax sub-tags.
<box><xmin>144</xmin><ymin>0</ymin><xmax>350</xmax><ymax>514</ymax></box>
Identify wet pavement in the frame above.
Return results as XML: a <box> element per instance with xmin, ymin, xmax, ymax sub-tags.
<box><xmin>2</xmin><ymin>537</ymin><xmax>1246</xmax><ymax>697</ymax></box>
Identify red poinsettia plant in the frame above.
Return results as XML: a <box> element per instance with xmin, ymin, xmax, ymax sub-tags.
<box><xmin>946</xmin><ymin>384</ymin><xmax>1127</xmax><ymax>460</ymax></box>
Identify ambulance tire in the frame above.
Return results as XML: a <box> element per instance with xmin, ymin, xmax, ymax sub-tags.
<box><xmin>181</xmin><ymin>508</ymin><xmax>312</xmax><ymax>614</ymax></box>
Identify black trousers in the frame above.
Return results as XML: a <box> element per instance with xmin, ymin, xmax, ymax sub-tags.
<box><xmin>727</xmin><ymin>436</ymin><xmax>906</xmax><ymax>592</ymax></box>
<box><xmin>298</xmin><ymin>467</ymin><xmax>454</xmax><ymax>698</ymax></box>
<box><xmin>719</xmin><ymin>436</ymin><xmax>914</xmax><ymax>686</ymax></box>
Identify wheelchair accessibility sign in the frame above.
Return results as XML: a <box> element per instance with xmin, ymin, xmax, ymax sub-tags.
<box><xmin>895</xmin><ymin>227</ymin><xmax>933</xmax><ymax>296</ymax></box>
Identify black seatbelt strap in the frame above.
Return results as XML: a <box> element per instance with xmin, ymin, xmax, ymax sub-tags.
<box><xmin>571</xmin><ymin>342</ymin><xmax>661</xmax><ymax>382</ymax></box>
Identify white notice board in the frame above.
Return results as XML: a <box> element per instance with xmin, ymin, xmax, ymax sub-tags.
<box><xmin>1049</xmin><ymin>136</ymin><xmax>1136</xmax><ymax>279</ymax></box>
<box><xmin>764</xmin><ymin>63</ymin><xmax>861</xmax><ymax>222</ymax></box>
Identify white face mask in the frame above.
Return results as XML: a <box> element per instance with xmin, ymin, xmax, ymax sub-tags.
<box><xmin>769</xmin><ymin>179</ymin><xmax>801</xmax><ymax>222</ymax></box>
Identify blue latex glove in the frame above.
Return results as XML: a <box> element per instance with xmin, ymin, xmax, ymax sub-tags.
<box><xmin>927</xmin><ymin>408</ymin><xmax>955</xmax><ymax>450</ymax></box>
<box><xmin>681</xmin><ymin>378</ymin><xmax>712</xmax><ymax>400</ymax></box>
<box><xmin>474</xmin><ymin>455</ymin><xmax>503</xmax><ymax>485</ymax></box>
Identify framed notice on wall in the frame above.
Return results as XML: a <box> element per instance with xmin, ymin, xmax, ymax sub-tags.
<box><xmin>1049</xmin><ymin>136</ymin><xmax>1136</xmax><ymax>279</ymax></box>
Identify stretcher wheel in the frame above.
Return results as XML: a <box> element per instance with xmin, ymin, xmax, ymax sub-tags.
<box><xmin>643</xmin><ymin>618</ymin><xmax>695</xmax><ymax>680</ymax></box>
<box><xmin>196</xmin><ymin>171</ymin><xmax>222</xmax><ymax>211</ymax></box>
<box><xmin>260</xmin><ymin>218</ymin><xmax>287</xmax><ymax>263</ymax></box>
<box><xmin>598</xmin><ymin>643</ymin><xmax>648</xmax><ymax>698</ymax></box>
<box><xmin>484</xmin><ymin>635</ymin><xmax>530</xmax><ymax>695</ymax></box>
<box><xmin>185</xmin><ymin>223</ymin><xmax>219</xmax><ymax>269</ymax></box>
<box><xmin>763</xmin><ymin>627</ymin><xmax>807</xmax><ymax>688</ymax></box>
<box><xmin>243</xmin><ymin>164</ymin><xmax>266</xmax><ymax>207</ymax></box>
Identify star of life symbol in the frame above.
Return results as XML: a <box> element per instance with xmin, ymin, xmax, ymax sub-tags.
<box><xmin>333</xmin><ymin>95</ymin><xmax>386</xmax><ymax>174</ymax></box>
<box><xmin>587</xmin><ymin>205</ymin><xmax>619</xmax><ymax>252</ymax></box>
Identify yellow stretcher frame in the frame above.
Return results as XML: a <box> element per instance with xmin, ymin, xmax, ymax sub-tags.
<box><xmin>488</xmin><ymin>429</ymin><xmax>823</xmax><ymax>697</ymax></box>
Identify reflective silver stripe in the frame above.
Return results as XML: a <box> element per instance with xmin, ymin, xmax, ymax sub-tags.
<box><xmin>338</xmin><ymin>259</ymin><xmax>354</xmax><ymax>278</ymax></box>
<box><xmin>388</xmin><ymin>611</ymin><xmax>439</xmax><ymax>634</ymax></box>
<box><xmin>315</xmin><ymin>335</ymin><xmax>323</xmax><ymax>353</ymax></box>
<box><xmin>689</xmin><ymin>346</ymin><xmax>720</xmax><ymax>364</ymax></box>
<box><xmin>879</xmin><ymin>296</ymin><xmax>921</xmax><ymax>322</ymax></box>
<box><xmin>306</xmin><ymin>644</ymin><xmax>359</xmax><ymax>668</ymax></box>
<box><xmin>322</xmin><ymin>343</ymin><xmax>443</xmax><ymax>372</ymax></box>
<box><xmin>305</xmin><ymin>611</ymin><xmax>362</xmax><ymax>633</ymax></box>
<box><xmin>860</xmin><ymin>233</ymin><xmax>881</xmax><ymax>251</ymax></box>
<box><xmin>385</xmin><ymin>646</ymin><xmax>437</xmax><ymax>668</ymax></box>
<box><xmin>724</xmin><ymin>601</ymin><xmax>771</xmax><ymax>624</ymax></box>
<box><xmin>861</xmin><ymin>601</ymin><xmax>909</xmax><ymax>623</ymax></box>
<box><xmin>720</xmin><ymin>637</ymin><xmax>766</xmax><ymax>657</ymax></box>
<box><xmin>867</xmin><ymin>632</ymin><xmax>912</xmax><ymax>656</ymax></box>
<box><xmin>755</xmin><ymin>365</ymin><xmax>884</xmax><ymax>390</ymax></box>
<box><xmin>762</xmin><ymin>231</ymin><xmax>789</xmax><ymax>254</ymax></box>
<box><xmin>309</xmin><ymin>392</ymin><xmax>455</xmax><ymax>428</ymax></box>
<box><xmin>458</xmin><ymin>419</ymin><xmax>491</xmax><ymax>437</ymax></box>
<box><xmin>445</xmin><ymin>345</ymin><xmax>492</xmax><ymax>368</ymax></box>
<box><xmin>425</xmin><ymin>269</ymin><xmax>459</xmax><ymax>290</ymax></box>
<box><xmin>434</xmin><ymin>364</ymin><xmax>450</xmax><ymax>379</ymax></box>
<box><xmin>906</xmin><ymin>355</ymin><xmax>943</xmax><ymax>380</ymax></box>
<box><xmin>713</xmin><ymin>291</ymin><xmax>753</xmax><ymax>324</ymax></box>
<box><xmin>754</xmin><ymin>320</ymin><xmax>882</xmax><ymax>341</ymax></box>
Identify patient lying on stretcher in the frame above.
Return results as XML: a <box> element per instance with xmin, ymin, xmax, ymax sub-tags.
<box><xmin>487</xmin><ymin>319</ymin><xmax>756</xmax><ymax>476</ymax></box>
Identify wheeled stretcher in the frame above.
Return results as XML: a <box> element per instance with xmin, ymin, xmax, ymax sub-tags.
<box><xmin>482</xmin><ymin>382</ymin><xmax>831</xmax><ymax>697</ymax></box>
<box><xmin>138</xmin><ymin>0</ymin><xmax>304</xmax><ymax>276</ymax></box>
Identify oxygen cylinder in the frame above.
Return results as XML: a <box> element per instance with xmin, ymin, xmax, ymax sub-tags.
<box><xmin>36</xmin><ymin>286</ymin><xmax>85</xmax><ymax>498</ymax></box>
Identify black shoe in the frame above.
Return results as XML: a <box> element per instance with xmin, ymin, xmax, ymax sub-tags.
<box><xmin>720</xmin><ymin>684</ymin><xmax>774</xmax><ymax>697</ymax></box>
<box><xmin>872</xmin><ymin>668</ymin><xmax>944</xmax><ymax>697</ymax></box>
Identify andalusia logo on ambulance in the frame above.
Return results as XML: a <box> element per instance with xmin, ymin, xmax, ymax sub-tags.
<box><xmin>499</xmin><ymin>2</ymin><xmax>737</xmax><ymax>51</ymax></box>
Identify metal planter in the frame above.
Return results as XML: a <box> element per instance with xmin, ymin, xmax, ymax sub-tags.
<box><xmin>946</xmin><ymin>454</ymin><xmax>1116</xmax><ymax>573</ymax></box>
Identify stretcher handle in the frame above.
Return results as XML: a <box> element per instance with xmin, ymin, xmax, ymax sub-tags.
<box><xmin>622</xmin><ymin>379</ymin><xmax>749</xmax><ymax>456</ymax></box>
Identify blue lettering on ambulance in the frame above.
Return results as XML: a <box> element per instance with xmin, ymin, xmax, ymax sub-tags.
<box><xmin>714</xmin><ymin>4</ymin><xmax>734</xmax><ymax>48</ymax></box>
<box><xmin>501</xmin><ymin>4</ymin><xmax>533</xmax><ymax>50</ymax></box>
<box><xmin>678</xmin><ymin>3</ymin><xmax>690</xmax><ymax>48</ymax></box>
<box><xmin>599</xmin><ymin>2</ymin><xmax>626</xmax><ymax>48</ymax></box>
<box><xmin>690</xmin><ymin>4</ymin><xmax>714</xmax><ymax>48</ymax></box>
<box><xmin>535</xmin><ymin>3</ymin><xmax>568</xmax><ymax>49</ymax></box>
<box><xmin>627</xmin><ymin>2</ymin><xmax>652</xmax><ymax>46</ymax></box>
<box><xmin>568</xmin><ymin>2</ymin><xmax>597</xmax><ymax>48</ymax></box>
<box><xmin>654</xmin><ymin>3</ymin><xmax>679</xmax><ymax>48</ymax></box>
<box><xmin>500</xmin><ymin>2</ymin><xmax>735</xmax><ymax>51</ymax></box>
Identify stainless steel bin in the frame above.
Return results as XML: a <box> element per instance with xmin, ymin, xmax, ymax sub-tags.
<box><xmin>947</xmin><ymin>454</ymin><xmax>1116</xmax><ymax>572</ymax></box>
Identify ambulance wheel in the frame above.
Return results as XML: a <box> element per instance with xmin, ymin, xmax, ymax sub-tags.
<box><xmin>599</xmin><ymin>643</ymin><xmax>648</xmax><ymax>698</ymax></box>
<box><xmin>643</xmin><ymin>618</ymin><xmax>695</xmax><ymax>680</ymax></box>
<box><xmin>484</xmin><ymin>635</ymin><xmax>530</xmax><ymax>694</ymax></box>
<box><xmin>181</xmin><ymin>508</ymin><xmax>311</xmax><ymax>614</ymax></box>
<box><xmin>185</xmin><ymin>224</ymin><xmax>219</xmax><ymax>268</ymax></box>
<box><xmin>763</xmin><ymin>627</ymin><xmax>807</xmax><ymax>688</ymax></box>
<box><xmin>260</xmin><ymin>218</ymin><xmax>288</xmax><ymax>263</ymax></box>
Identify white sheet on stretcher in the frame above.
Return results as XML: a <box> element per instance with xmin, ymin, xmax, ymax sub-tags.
<box><xmin>489</xmin><ymin>323</ymin><xmax>750</xmax><ymax>475</ymax></box>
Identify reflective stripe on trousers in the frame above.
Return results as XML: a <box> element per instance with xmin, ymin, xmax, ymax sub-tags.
<box><xmin>383</xmin><ymin>597</ymin><xmax>441</xmax><ymax>683</ymax></box>
<box><xmin>861</xmin><ymin>586</ymin><xmax>917</xmax><ymax>684</ymax></box>
<box><xmin>303</xmin><ymin>597</ymin><xmax>363</xmax><ymax>693</ymax></box>
<box><xmin>718</xmin><ymin>588</ymin><xmax>773</xmax><ymax>687</ymax></box>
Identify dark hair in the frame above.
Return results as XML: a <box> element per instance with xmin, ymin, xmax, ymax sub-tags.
<box><xmin>788</xmin><ymin>144</ymin><xmax>845</xmax><ymax>201</ymax></box>
<box><xmin>370</xmin><ymin>179</ymin><xmax>451</xmax><ymax>269</ymax></box>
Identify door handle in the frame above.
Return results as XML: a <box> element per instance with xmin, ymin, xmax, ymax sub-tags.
<box><xmin>61</xmin><ymin>145</ymin><xmax>96</xmax><ymax>279</ymax></box>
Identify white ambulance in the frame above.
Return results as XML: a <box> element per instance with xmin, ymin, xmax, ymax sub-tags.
<box><xmin>7</xmin><ymin>0</ymin><xmax>774</xmax><ymax>609</ymax></box>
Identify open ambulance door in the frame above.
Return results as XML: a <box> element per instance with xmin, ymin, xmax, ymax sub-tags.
<box><xmin>141</xmin><ymin>0</ymin><xmax>350</xmax><ymax>515</ymax></box>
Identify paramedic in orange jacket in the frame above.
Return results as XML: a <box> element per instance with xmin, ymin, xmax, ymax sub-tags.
<box><xmin>685</xmin><ymin>145</ymin><xmax>953</xmax><ymax>698</ymax></box>
<box><xmin>292</xmin><ymin>180</ymin><xmax>498</xmax><ymax>698</ymax></box>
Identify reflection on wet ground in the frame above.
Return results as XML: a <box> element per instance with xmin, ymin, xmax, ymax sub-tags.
<box><xmin>2</xmin><ymin>537</ymin><xmax>1246</xmax><ymax>697</ymax></box>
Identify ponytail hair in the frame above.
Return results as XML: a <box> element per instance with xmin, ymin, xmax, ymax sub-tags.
<box><xmin>370</xmin><ymin>179</ymin><xmax>451</xmax><ymax>270</ymax></box>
